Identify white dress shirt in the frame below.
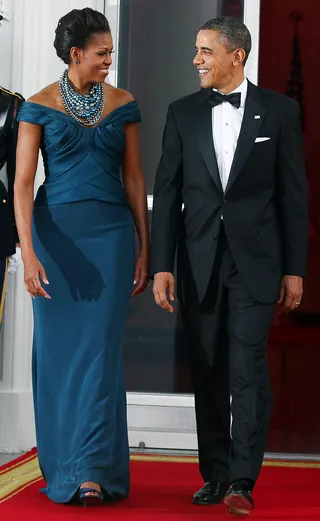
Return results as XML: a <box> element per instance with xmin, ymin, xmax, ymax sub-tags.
<box><xmin>212</xmin><ymin>78</ymin><xmax>248</xmax><ymax>192</ymax></box>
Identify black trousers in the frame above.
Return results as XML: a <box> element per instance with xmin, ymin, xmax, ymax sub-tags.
<box><xmin>181</xmin><ymin>226</ymin><xmax>275</xmax><ymax>484</ymax></box>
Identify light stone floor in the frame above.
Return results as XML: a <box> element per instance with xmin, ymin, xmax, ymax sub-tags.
<box><xmin>0</xmin><ymin>453</ymin><xmax>24</xmax><ymax>465</ymax></box>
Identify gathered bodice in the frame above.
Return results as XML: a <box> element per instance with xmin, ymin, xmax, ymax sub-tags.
<box><xmin>17</xmin><ymin>100</ymin><xmax>141</xmax><ymax>206</ymax></box>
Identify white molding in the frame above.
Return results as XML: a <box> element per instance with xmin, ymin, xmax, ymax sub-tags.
<box><xmin>127</xmin><ymin>393</ymin><xmax>197</xmax><ymax>450</ymax></box>
<box><xmin>127</xmin><ymin>392</ymin><xmax>194</xmax><ymax>407</ymax></box>
<box><xmin>129</xmin><ymin>431</ymin><xmax>198</xmax><ymax>450</ymax></box>
<box><xmin>104</xmin><ymin>0</ymin><xmax>121</xmax><ymax>86</ymax></box>
<box><xmin>244</xmin><ymin>0</ymin><xmax>261</xmax><ymax>85</ymax></box>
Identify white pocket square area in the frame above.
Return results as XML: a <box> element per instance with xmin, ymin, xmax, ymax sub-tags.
<box><xmin>255</xmin><ymin>137</ymin><xmax>271</xmax><ymax>143</ymax></box>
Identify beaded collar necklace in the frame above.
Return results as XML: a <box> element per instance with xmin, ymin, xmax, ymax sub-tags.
<box><xmin>59</xmin><ymin>70</ymin><xmax>104</xmax><ymax>126</ymax></box>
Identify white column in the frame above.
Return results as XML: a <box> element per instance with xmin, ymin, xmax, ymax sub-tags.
<box><xmin>244</xmin><ymin>0</ymin><xmax>261</xmax><ymax>85</ymax></box>
<box><xmin>104</xmin><ymin>0</ymin><xmax>121</xmax><ymax>86</ymax></box>
<box><xmin>0</xmin><ymin>0</ymin><xmax>105</xmax><ymax>453</ymax></box>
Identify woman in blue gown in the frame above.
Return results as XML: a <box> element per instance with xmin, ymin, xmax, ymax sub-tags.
<box><xmin>14</xmin><ymin>8</ymin><xmax>149</xmax><ymax>506</ymax></box>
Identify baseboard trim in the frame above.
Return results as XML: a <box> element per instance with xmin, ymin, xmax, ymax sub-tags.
<box><xmin>0</xmin><ymin>390</ymin><xmax>36</xmax><ymax>453</ymax></box>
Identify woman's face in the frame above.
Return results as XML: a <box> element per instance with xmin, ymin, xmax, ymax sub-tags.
<box><xmin>72</xmin><ymin>32</ymin><xmax>113</xmax><ymax>83</ymax></box>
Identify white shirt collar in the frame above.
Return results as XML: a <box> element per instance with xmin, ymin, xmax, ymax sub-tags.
<box><xmin>213</xmin><ymin>78</ymin><xmax>248</xmax><ymax>108</ymax></box>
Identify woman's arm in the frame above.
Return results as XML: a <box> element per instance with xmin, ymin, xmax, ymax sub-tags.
<box><xmin>14</xmin><ymin>122</ymin><xmax>50</xmax><ymax>299</ymax></box>
<box><xmin>122</xmin><ymin>122</ymin><xmax>149</xmax><ymax>295</ymax></box>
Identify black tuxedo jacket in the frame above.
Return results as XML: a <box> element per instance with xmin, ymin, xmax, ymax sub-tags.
<box><xmin>0</xmin><ymin>87</ymin><xmax>24</xmax><ymax>260</ymax></box>
<box><xmin>151</xmin><ymin>81</ymin><xmax>308</xmax><ymax>305</ymax></box>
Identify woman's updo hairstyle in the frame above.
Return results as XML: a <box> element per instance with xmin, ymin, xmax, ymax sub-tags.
<box><xmin>54</xmin><ymin>7</ymin><xmax>111</xmax><ymax>65</ymax></box>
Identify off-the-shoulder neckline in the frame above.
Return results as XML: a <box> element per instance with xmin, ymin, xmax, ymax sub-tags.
<box><xmin>22</xmin><ymin>100</ymin><xmax>138</xmax><ymax>128</ymax></box>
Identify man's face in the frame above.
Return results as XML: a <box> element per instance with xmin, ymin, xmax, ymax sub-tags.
<box><xmin>193</xmin><ymin>30</ymin><xmax>236</xmax><ymax>91</ymax></box>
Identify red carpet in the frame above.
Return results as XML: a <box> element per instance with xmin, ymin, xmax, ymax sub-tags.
<box><xmin>1</xmin><ymin>450</ymin><xmax>320</xmax><ymax>520</ymax></box>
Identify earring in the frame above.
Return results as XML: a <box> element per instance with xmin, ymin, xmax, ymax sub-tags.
<box><xmin>75</xmin><ymin>59</ymin><xmax>80</xmax><ymax>64</ymax></box>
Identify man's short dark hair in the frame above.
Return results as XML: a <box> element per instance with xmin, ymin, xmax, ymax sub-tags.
<box><xmin>201</xmin><ymin>17</ymin><xmax>251</xmax><ymax>65</ymax></box>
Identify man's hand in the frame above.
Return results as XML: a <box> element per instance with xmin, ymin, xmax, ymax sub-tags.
<box><xmin>278</xmin><ymin>275</ymin><xmax>303</xmax><ymax>313</ymax></box>
<box><xmin>153</xmin><ymin>272</ymin><xmax>175</xmax><ymax>313</ymax></box>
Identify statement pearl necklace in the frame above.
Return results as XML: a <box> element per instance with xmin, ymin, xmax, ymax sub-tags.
<box><xmin>59</xmin><ymin>70</ymin><xmax>104</xmax><ymax>126</ymax></box>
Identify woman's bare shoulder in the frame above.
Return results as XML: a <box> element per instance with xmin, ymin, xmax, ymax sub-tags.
<box><xmin>27</xmin><ymin>82</ymin><xmax>60</xmax><ymax>107</ymax></box>
<box><xmin>103</xmin><ymin>83</ymin><xmax>135</xmax><ymax>104</ymax></box>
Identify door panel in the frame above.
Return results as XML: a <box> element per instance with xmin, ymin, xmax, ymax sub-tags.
<box><xmin>105</xmin><ymin>0</ymin><xmax>261</xmax><ymax>451</ymax></box>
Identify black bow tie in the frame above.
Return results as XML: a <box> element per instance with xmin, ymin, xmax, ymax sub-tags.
<box><xmin>208</xmin><ymin>90</ymin><xmax>241</xmax><ymax>109</ymax></box>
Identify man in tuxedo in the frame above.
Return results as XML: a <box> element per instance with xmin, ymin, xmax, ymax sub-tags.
<box><xmin>0</xmin><ymin>86</ymin><xmax>23</xmax><ymax>325</ymax></box>
<box><xmin>151</xmin><ymin>17</ymin><xmax>308</xmax><ymax>516</ymax></box>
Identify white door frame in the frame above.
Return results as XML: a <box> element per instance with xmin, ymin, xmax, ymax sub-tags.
<box><xmin>104</xmin><ymin>0</ymin><xmax>261</xmax><ymax>450</ymax></box>
<box><xmin>243</xmin><ymin>0</ymin><xmax>261</xmax><ymax>85</ymax></box>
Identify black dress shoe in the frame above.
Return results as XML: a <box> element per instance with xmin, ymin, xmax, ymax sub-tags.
<box><xmin>193</xmin><ymin>480</ymin><xmax>229</xmax><ymax>505</ymax></box>
<box><xmin>224</xmin><ymin>479</ymin><xmax>254</xmax><ymax>516</ymax></box>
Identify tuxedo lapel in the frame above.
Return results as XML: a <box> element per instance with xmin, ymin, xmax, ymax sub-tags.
<box><xmin>195</xmin><ymin>94</ymin><xmax>223</xmax><ymax>193</ymax></box>
<box><xmin>225</xmin><ymin>83</ymin><xmax>266</xmax><ymax>194</ymax></box>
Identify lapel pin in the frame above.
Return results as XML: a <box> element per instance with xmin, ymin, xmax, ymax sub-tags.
<box><xmin>254</xmin><ymin>115</ymin><xmax>261</xmax><ymax>119</ymax></box>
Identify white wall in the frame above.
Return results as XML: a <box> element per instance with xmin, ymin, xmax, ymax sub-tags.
<box><xmin>0</xmin><ymin>4</ymin><xmax>13</xmax><ymax>90</ymax></box>
<box><xmin>12</xmin><ymin>0</ymin><xmax>105</xmax><ymax>99</ymax></box>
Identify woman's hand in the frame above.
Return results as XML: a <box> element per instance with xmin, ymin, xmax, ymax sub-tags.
<box><xmin>23</xmin><ymin>252</ymin><xmax>51</xmax><ymax>299</ymax></box>
<box><xmin>132</xmin><ymin>253</ymin><xmax>149</xmax><ymax>296</ymax></box>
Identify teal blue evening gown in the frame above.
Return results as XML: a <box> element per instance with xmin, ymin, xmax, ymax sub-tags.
<box><xmin>17</xmin><ymin>101</ymin><xmax>141</xmax><ymax>504</ymax></box>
